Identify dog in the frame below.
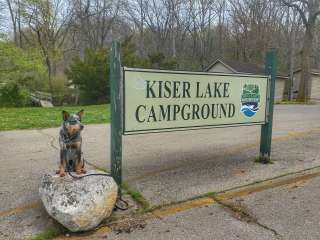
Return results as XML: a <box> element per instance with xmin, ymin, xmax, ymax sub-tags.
<box><xmin>57</xmin><ymin>110</ymin><xmax>86</xmax><ymax>177</ymax></box>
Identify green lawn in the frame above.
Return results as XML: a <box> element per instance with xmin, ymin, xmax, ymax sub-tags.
<box><xmin>0</xmin><ymin>104</ymin><xmax>110</xmax><ymax>131</ymax></box>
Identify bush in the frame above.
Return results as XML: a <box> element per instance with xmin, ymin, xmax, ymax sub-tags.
<box><xmin>121</xmin><ymin>36</ymin><xmax>149</xmax><ymax>68</ymax></box>
<box><xmin>0</xmin><ymin>82</ymin><xmax>31</xmax><ymax>107</ymax></box>
<box><xmin>147</xmin><ymin>52</ymin><xmax>178</xmax><ymax>70</ymax></box>
<box><xmin>51</xmin><ymin>75</ymin><xmax>76</xmax><ymax>106</ymax></box>
<box><xmin>65</xmin><ymin>37</ymin><xmax>178</xmax><ymax>105</ymax></box>
<box><xmin>0</xmin><ymin>42</ymin><xmax>47</xmax><ymax>107</ymax></box>
<box><xmin>65</xmin><ymin>48</ymin><xmax>109</xmax><ymax>105</ymax></box>
<box><xmin>0</xmin><ymin>42</ymin><xmax>47</xmax><ymax>90</ymax></box>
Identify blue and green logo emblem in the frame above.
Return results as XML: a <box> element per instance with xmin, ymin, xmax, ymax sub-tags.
<box><xmin>240</xmin><ymin>84</ymin><xmax>260</xmax><ymax>117</ymax></box>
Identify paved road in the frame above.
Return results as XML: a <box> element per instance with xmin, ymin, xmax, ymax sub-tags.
<box><xmin>105</xmin><ymin>171</ymin><xmax>320</xmax><ymax>240</ymax></box>
<box><xmin>0</xmin><ymin>104</ymin><xmax>320</xmax><ymax>239</ymax></box>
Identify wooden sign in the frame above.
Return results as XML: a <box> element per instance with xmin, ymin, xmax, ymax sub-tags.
<box><xmin>123</xmin><ymin>67</ymin><xmax>269</xmax><ymax>135</ymax></box>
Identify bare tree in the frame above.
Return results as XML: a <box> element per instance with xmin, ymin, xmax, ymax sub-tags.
<box><xmin>215</xmin><ymin>0</ymin><xmax>226</xmax><ymax>57</ymax></box>
<box><xmin>282</xmin><ymin>0</ymin><xmax>320</xmax><ymax>102</ymax></box>
<box><xmin>229</xmin><ymin>0</ymin><xmax>284</xmax><ymax>63</ymax></box>
<box><xmin>4</xmin><ymin>0</ymin><xmax>24</xmax><ymax>46</ymax></box>
<box><xmin>3</xmin><ymin>0</ymin><xmax>319</xmax><ymax>87</ymax></box>
<box><xmin>0</xmin><ymin>1</ymin><xmax>6</xmax><ymax>33</ymax></box>
<box><xmin>186</xmin><ymin>0</ymin><xmax>216</xmax><ymax>68</ymax></box>
<box><xmin>124</xmin><ymin>0</ymin><xmax>147</xmax><ymax>56</ymax></box>
<box><xmin>69</xmin><ymin>0</ymin><xmax>121</xmax><ymax>57</ymax></box>
<box><xmin>283</xmin><ymin>7</ymin><xmax>300</xmax><ymax>100</ymax></box>
<box><xmin>22</xmin><ymin>0</ymin><xmax>74</xmax><ymax>92</ymax></box>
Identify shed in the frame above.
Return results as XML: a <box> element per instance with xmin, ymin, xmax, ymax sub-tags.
<box><xmin>293</xmin><ymin>69</ymin><xmax>320</xmax><ymax>101</ymax></box>
<box><xmin>204</xmin><ymin>59</ymin><xmax>287</xmax><ymax>102</ymax></box>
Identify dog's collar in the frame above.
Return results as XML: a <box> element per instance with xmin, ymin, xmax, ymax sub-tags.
<box><xmin>61</xmin><ymin>128</ymin><xmax>81</xmax><ymax>144</ymax></box>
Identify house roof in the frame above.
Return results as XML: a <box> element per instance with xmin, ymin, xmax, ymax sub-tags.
<box><xmin>204</xmin><ymin>59</ymin><xmax>264</xmax><ymax>74</ymax></box>
<box><xmin>205</xmin><ymin>59</ymin><xmax>288</xmax><ymax>78</ymax></box>
<box><xmin>294</xmin><ymin>68</ymin><xmax>320</xmax><ymax>75</ymax></box>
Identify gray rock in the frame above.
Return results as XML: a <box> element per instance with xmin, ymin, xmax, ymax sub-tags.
<box><xmin>39</xmin><ymin>170</ymin><xmax>118</xmax><ymax>232</ymax></box>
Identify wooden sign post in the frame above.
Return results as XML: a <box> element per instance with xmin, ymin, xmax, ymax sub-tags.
<box><xmin>259</xmin><ymin>49</ymin><xmax>277</xmax><ymax>162</ymax></box>
<box><xmin>110</xmin><ymin>41</ymin><xmax>122</xmax><ymax>186</ymax></box>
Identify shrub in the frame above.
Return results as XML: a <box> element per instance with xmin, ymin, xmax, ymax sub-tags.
<box><xmin>0</xmin><ymin>82</ymin><xmax>31</xmax><ymax>107</ymax></box>
<box><xmin>65</xmin><ymin>48</ymin><xmax>110</xmax><ymax>105</ymax></box>
<box><xmin>147</xmin><ymin>52</ymin><xmax>178</xmax><ymax>70</ymax></box>
<box><xmin>65</xmin><ymin>37</ymin><xmax>178</xmax><ymax>105</ymax></box>
<box><xmin>0</xmin><ymin>42</ymin><xmax>47</xmax><ymax>107</ymax></box>
<box><xmin>0</xmin><ymin>42</ymin><xmax>47</xmax><ymax>90</ymax></box>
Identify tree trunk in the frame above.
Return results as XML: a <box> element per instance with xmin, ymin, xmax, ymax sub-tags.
<box><xmin>172</xmin><ymin>33</ymin><xmax>176</xmax><ymax>58</ymax></box>
<box><xmin>46</xmin><ymin>56</ymin><xmax>53</xmax><ymax>93</ymax></box>
<box><xmin>287</xmin><ymin>9</ymin><xmax>297</xmax><ymax>101</ymax></box>
<box><xmin>6</xmin><ymin>0</ymin><xmax>18</xmax><ymax>46</ymax></box>
<box><xmin>288</xmin><ymin>33</ymin><xmax>295</xmax><ymax>101</ymax></box>
<box><xmin>139</xmin><ymin>0</ymin><xmax>144</xmax><ymax>57</ymax></box>
<box><xmin>297</xmin><ymin>28</ymin><xmax>313</xmax><ymax>102</ymax></box>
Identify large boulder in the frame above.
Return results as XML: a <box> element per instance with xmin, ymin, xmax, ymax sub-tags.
<box><xmin>39</xmin><ymin>170</ymin><xmax>118</xmax><ymax>232</ymax></box>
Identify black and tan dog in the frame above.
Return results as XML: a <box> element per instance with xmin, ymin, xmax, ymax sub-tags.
<box><xmin>57</xmin><ymin>110</ymin><xmax>86</xmax><ymax>177</ymax></box>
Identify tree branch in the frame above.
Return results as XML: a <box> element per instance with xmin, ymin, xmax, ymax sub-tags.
<box><xmin>281</xmin><ymin>0</ymin><xmax>308</xmax><ymax>27</ymax></box>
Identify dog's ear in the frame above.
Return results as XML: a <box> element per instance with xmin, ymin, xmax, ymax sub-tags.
<box><xmin>77</xmin><ymin>109</ymin><xmax>84</xmax><ymax>120</ymax></box>
<box><xmin>62</xmin><ymin>111</ymin><xmax>70</xmax><ymax>121</ymax></box>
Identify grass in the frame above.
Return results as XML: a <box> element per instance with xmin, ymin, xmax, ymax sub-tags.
<box><xmin>0</xmin><ymin>104</ymin><xmax>110</xmax><ymax>131</ymax></box>
<box><xmin>29</xmin><ymin>226</ymin><xmax>65</xmax><ymax>240</ymax></box>
<box><xmin>121</xmin><ymin>182</ymin><xmax>150</xmax><ymax>211</ymax></box>
<box><xmin>254</xmin><ymin>155</ymin><xmax>274</xmax><ymax>164</ymax></box>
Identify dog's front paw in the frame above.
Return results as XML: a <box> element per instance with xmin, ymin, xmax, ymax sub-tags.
<box><xmin>59</xmin><ymin>172</ymin><xmax>66</xmax><ymax>177</ymax></box>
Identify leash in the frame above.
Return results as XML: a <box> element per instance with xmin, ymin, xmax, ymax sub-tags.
<box><xmin>66</xmin><ymin>156</ymin><xmax>129</xmax><ymax>211</ymax></box>
<box><xmin>67</xmin><ymin>170</ymin><xmax>112</xmax><ymax>179</ymax></box>
<box><xmin>60</xmin><ymin>123</ymin><xmax>129</xmax><ymax>211</ymax></box>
